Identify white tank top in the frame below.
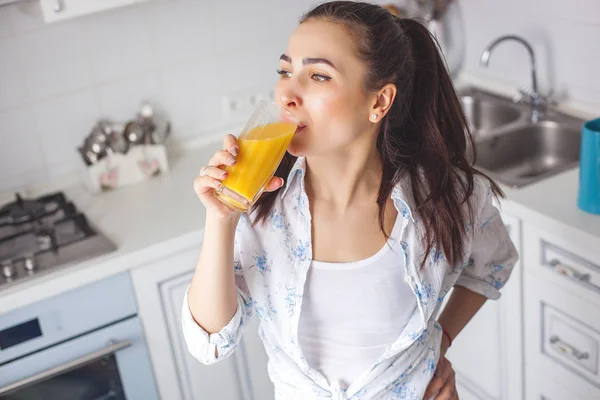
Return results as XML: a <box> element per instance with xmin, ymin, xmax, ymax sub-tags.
<box><xmin>298</xmin><ymin>216</ymin><xmax>417</xmax><ymax>390</ymax></box>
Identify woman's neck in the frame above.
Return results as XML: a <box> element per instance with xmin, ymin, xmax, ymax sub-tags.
<box><xmin>304</xmin><ymin>142</ymin><xmax>382</xmax><ymax>212</ymax></box>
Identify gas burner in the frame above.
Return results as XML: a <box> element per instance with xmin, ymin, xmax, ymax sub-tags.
<box><xmin>0</xmin><ymin>194</ymin><xmax>50</xmax><ymax>225</ymax></box>
<box><xmin>0</xmin><ymin>191</ymin><xmax>116</xmax><ymax>288</ymax></box>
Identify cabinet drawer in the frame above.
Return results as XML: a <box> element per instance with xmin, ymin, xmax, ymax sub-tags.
<box><xmin>524</xmin><ymin>271</ymin><xmax>600</xmax><ymax>399</ymax></box>
<box><xmin>541</xmin><ymin>303</ymin><xmax>599</xmax><ymax>377</ymax></box>
<box><xmin>525</xmin><ymin>369</ymin><xmax>583</xmax><ymax>400</ymax></box>
<box><xmin>523</xmin><ymin>224</ymin><xmax>600</xmax><ymax>306</ymax></box>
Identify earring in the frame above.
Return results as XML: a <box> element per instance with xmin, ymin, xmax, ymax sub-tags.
<box><xmin>370</xmin><ymin>113</ymin><xmax>378</xmax><ymax>122</ymax></box>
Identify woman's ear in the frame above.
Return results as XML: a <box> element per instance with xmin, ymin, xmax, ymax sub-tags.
<box><xmin>369</xmin><ymin>83</ymin><xmax>396</xmax><ymax>123</ymax></box>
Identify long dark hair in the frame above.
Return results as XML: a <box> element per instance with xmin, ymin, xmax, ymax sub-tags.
<box><xmin>252</xmin><ymin>1</ymin><xmax>503</xmax><ymax>269</ymax></box>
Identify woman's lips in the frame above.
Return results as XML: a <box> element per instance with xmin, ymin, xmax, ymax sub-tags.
<box><xmin>295</xmin><ymin>124</ymin><xmax>306</xmax><ymax>134</ymax></box>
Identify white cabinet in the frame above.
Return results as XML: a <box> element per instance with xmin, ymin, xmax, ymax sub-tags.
<box><xmin>39</xmin><ymin>0</ymin><xmax>149</xmax><ymax>23</ymax></box>
<box><xmin>444</xmin><ymin>210</ymin><xmax>523</xmax><ymax>400</ymax></box>
<box><xmin>238</xmin><ymin>311</ymin><xmax>274</xmax><ymax>400</ymax></box>
<box><xmin>131</xmin><ymin>245</ymin><xmax>273</xmax><ymax>400</ymax></box>
<box><xmin>522</xmin><ymin>223</ymin><xmax>600</xmax><ymax>400</ymax></box>
<box><xmin>160</xmin><ymin>270</ymin><xmax>251</xmax><ymax>400</ymax></box>
<box><xmin>525</xmin><ymin>369</ymin><xmax>581</xmax><ymax>400</ymax></box>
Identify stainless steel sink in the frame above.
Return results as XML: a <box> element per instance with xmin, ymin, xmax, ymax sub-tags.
<box><xmin>458</xmin><ymin>86</ymin><xmax>585</xmax><ymax>188</ymax></box>
<box><xmin>459</xmin><ymin>92</ymin><xmax>522</xmax><ymax>136</ymax></box>
<box><xmin>475</xmin><ymin>121</ymin><xmax>581</xmax><ymax>187</ymax></box>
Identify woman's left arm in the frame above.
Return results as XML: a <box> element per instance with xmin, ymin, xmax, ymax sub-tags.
<box><xmin>423</xmin><ymin>287</ymin><xmax>486</xmax><ymax>399</ymax></box>
<box><xmin>425</xmin><ymin>180</ymin><xmax>520</xmax><ymax>399</ymax></box>
<box><xmin>438</xmin><ymin>286</ymin><xmax>487</xmax><ymax>355</ymax></box>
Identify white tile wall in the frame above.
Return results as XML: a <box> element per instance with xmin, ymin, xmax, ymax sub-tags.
<box><xmin>160</xmin><ymin>58</ymin><xmax>223</xmax><ymax>137</ymax></box>
<box><xmin>0</xmin><ymin>39</ymin><xmax>28</xmax><ymax>110</ymax></box>
<box><xmin>32</xmin><ymin>89</ymin><xmax>99</xmax><ymax>177</ymax></box>
<box><xmin>0</xmin><ymin>0</ymin><xmax>598</xmax><ymax>194</ymax></box>
<box><xmin>0</xmin><ymin>106</ymin><xmax>46</xmax><ymax>190</ymax></box>
<box><xmin>16</xmin><ymin>21</ymin><xmax>93</xmax><ymax>102</ymax></box>
<box><xmin>96</xmin><ymin>71</ymin><xmax>164</xmax><ymax>122</ymax></box>
<box><xmin>83</xmin><ymin>6</ymin><xmax>156</xmax><ymax>84</ymax></box>
<box><xmin>0</xmin><ymin>0</ymin><xmax>314</xmax><ymax>193</ymax></box>
<box><xmin>146</xmin><ymin>0</ymin><xmax>215</xmax><ymax>70</ymax></box>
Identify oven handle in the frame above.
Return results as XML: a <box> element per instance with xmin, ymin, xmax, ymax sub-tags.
<box><xmin>0</xmin><ymin>339</ymin><xmax>132</xmax><ymax>396</ymax></box>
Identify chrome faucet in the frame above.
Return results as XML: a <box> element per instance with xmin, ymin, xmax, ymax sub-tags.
<box><xmin>480</xmin><ymin>35</ymin><xmax>551</xmax><ymax>123</ymax></box>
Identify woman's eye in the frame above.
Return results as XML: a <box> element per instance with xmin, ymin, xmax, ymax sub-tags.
<box><xmin>311</xmin><ymin>73</ymin><xmax>331</xmax><ymax>82</ymax></box>
<box><xmin>276</xmin><ymin>69</ymin><xmax>291</xmax><ymax>78</ymax></box>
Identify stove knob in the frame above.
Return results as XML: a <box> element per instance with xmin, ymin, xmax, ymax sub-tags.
<box><xmin>24</xmin><ymin>256</ymin><xmax>36</xmax><ymax>273</ymax></box>
<box><xmin>2</xmin><ymin>262</ymin><xmax>16</xmax><ymax>280</ymax></box>
<box><xmin>36</xmin><ymin>233</ymin><xmax>53</xmax><ymax>249</ymax></box>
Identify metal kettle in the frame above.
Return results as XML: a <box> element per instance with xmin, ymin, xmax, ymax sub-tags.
<box><xmin>383</xmin><ymin>0</ymin><xmax>466</xmax><ymax>78</ymax></box>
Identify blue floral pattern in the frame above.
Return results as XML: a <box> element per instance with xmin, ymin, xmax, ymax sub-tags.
<box><xmin>256</xmin><ymin>295</ymin><xmax>277</xmax><ymax>322</ymax></box>
<box><xmin>182</xmin><ymin>157</ymin><xmax>519</xmax><ymax>400</ymax></box>
<box><xmin>250</xmin><ymin>251</ymin><xmax>272</xmax><ymax>274</ymax></box>
<box><xmin>284</xmin><ymin>286</ymin><xmax>303</xmax><ymax>317</ymax></box>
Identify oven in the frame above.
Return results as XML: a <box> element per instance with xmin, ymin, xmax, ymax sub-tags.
<box><xmin>0</xmin><ymin>273</ymin><xmax>158</xmax><ymax>400</ymax></box>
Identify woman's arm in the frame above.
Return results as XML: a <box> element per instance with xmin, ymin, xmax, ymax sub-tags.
<box><xmin>188</xmin><ymin>214</ymin><xmax>240</xmax><ymax>334</ymax></box>
<box><xmin>437</xmin><ymin>286</ymin><xmax>487</xmax><ymax>355</ymax></box>
<box><xmin>425</xmin><ymin>179</ymin><xmax>519</xmax><ymax>399</ymax></box>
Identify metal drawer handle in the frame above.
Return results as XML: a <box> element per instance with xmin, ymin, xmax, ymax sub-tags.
<box><xmin>0</xmin><ymin>339</ymin><xmax>131</xmax><ymax>396</ymax></box>
<box><xmin>548</xmin><ymin>259</ymin><xmax>592</xmax><ymax>283</ymax></box>
<box><xmin>549</xmin><ymin>335</ymin><xmax>590</xmax><ymax>362</ymax></box>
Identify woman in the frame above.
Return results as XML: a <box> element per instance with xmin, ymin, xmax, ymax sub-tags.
<box><xmin>184</xmin><ymin>2</ymin><xmax>518</xmax><ymax>399</ymax></box>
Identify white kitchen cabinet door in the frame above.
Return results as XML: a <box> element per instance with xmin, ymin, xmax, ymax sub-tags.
<box><xmin>523</xmin><ymin>268</ymin><xmax>600</xmax><ymax>400</ymax></box>
<box><xmin>131</xmin><ymin>245</ymin><xmax>274</xmax><ymax>400</ymax></box>
<box><xmin>160</xmin><ymin>270</ymin><xmax>252</xmax><ymax>400</ymax></box>
<box><xmin>444</xmin><ymin>211</ymin><xmax>523</xmax><ymax>400</ymax></box>
<box><xmin>39</xmin><ymin>0</ymin><xmax>138</xmax><ymax>23</ymax></box>
<box><xmin>525</xmin><ymin>369</ymin><xmax>582</xmax><ymax>400</ymax></box>
<box><xmin>240</xmin><ymin>315</ymin><xmax>275</xmax><ymax>400</ymax></box>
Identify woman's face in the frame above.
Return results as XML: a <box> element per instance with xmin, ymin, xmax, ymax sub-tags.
<box><xmin>275</xmin><ymin>19</ymin><xmax>375</xmax><ymax>157</ymax></box>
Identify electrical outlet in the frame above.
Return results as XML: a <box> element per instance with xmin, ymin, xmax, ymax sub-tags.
<box><xmin>222</xmin><ymin>86</ymin><xmax>276</xmax><ymax>117</ymax></box>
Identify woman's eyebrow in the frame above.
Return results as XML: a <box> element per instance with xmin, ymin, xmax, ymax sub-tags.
<box><xmin>280</xmin><ymin>54</ymin><xmax>338</xmax><ymax>70</ymax></box>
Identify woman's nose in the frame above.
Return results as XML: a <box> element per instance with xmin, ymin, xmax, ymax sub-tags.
<box><xmin>278</xmin><ymin>85</ymin><xmax>302</xmax><ymax>109</ymax></box>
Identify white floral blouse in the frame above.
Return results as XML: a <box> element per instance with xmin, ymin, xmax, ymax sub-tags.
<box><xmin>182</xmin><ymin>157</ymin><xmax>519</xmax><ymax>400</ymax></box>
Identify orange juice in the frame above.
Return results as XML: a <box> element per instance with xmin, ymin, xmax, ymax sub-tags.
<box><xmin>215</xmin><ymin>121</ymin><xmax>296</xmax><ymax>211</ymax></box>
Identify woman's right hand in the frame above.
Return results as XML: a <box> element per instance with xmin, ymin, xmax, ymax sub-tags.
<box><xmin>194</xmin><ymin>134</ymin><xmax>285</xmax><ymax>221</ymax></box>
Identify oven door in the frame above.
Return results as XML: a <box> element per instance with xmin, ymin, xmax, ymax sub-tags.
<box><xmin>0</xmin><ymin>316</ymin><xmax>158</xmax><ymax>400</ymax></box>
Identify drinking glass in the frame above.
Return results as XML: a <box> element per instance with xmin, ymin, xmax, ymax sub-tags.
<box><xmin>214</xmin><ymin>101</ymin><xmax>297</xmax><ymax>212</ymax></box>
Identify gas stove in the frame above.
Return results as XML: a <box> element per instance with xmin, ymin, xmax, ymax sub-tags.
<box><xmin>0</xmin><ymin>192</ymin><xmax>116</xmax><ymax>288</ymax></box>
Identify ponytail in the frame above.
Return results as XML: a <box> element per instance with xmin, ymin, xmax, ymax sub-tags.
<box><xmin>383</xmin><ymin>17</ymin><xmax>504</xmax><ymax>268</ymax></box>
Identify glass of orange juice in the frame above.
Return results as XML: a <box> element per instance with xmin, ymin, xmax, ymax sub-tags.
<box><xmin>214</xmin><ymin>101</ymin><xmax>297</xmax><ymax>212</ymax></box>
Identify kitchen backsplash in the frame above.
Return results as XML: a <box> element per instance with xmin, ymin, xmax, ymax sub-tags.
<box><xmin>0</xmin><ymin>0</ymin><xmax>599</xmax><ymax>194</ymax></box>
<box><xmin>0</xmin><ymin>0</ymin><xmax>316</xmax><ymax>193</ymax></box>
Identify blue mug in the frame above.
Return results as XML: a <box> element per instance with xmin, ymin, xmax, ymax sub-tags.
<box><xmin>577</xmin><ymin>118</ymin><xmax>600</xmax><ymax>214</ymax></box>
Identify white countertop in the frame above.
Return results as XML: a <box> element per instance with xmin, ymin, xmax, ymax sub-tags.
<box><xmin>1</xmin><ymin>78</ymin><xmax>599</xmax><ymax>314</ymax></box>
<box><xmin>0</xmin><ymin>139</ymin><xmax>223</xmax><ymax>314</ymax></box>
<box><xmin>500</xmin><ymin>167</ymin><xmax>600</xmax><ymax>239</ymax></box>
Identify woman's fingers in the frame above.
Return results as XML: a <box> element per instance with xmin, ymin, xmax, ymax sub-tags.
<box><xmin>424</xmin><ymin>377</ymin><xmax>444</xmax><ymax>399</ymax></box>
<box><xmin>208</xmin><ymin>150</ymin><xmax>237</xmax><ymax>168</ymax></box>
<box><xmin>264</xmin><ymin>177</ymin><xmax>284</xmax><ymax>192</ymax></box>
<box><xmin>193</xmin><ymin>175</ymin><xmax>238</xmax><ymax>217</ymax></box>
<box><xmin>435</xmin><ymin>368</ymin><xmax>457</xmax><ymax>399</ymax></box>
<box><xmin>194</xmin><ymin>175</ymin><xmax>223</xmax><ymax>195</ymax></box>
<box><xmin>223</xmin><ymin>134</ymin><xmax>239</xmax><ymax>156</ymax></box>
<box><xmin>423</xmin><ymin>357</ymin><xmax>449</xmax><ymax>399</ymax></box>
<box><xmin>200</xmin><ymin>166</ymin><xmax>228</xmax><ymax>180</ymax></box>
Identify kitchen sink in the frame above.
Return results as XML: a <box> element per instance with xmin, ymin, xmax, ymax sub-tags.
<box><xmin>475</xmin><ymin>121</ymin><xmax>581</xmax><ymax>188</ymax></box>
<box><xmin>458</xmin><ymin>86</ymin><xmax>585</xmax><ymax>188</ymax></box>
<box><xmin>459</xmin><ymin>94</ymin><xmax>522</xmax><ymax>136</ymax></box>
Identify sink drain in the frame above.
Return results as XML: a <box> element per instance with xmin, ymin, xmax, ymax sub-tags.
<box><xmin>518</xmin><ymin>171</ymin><xmax>543</xmax><ymax>179</ymax></box>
